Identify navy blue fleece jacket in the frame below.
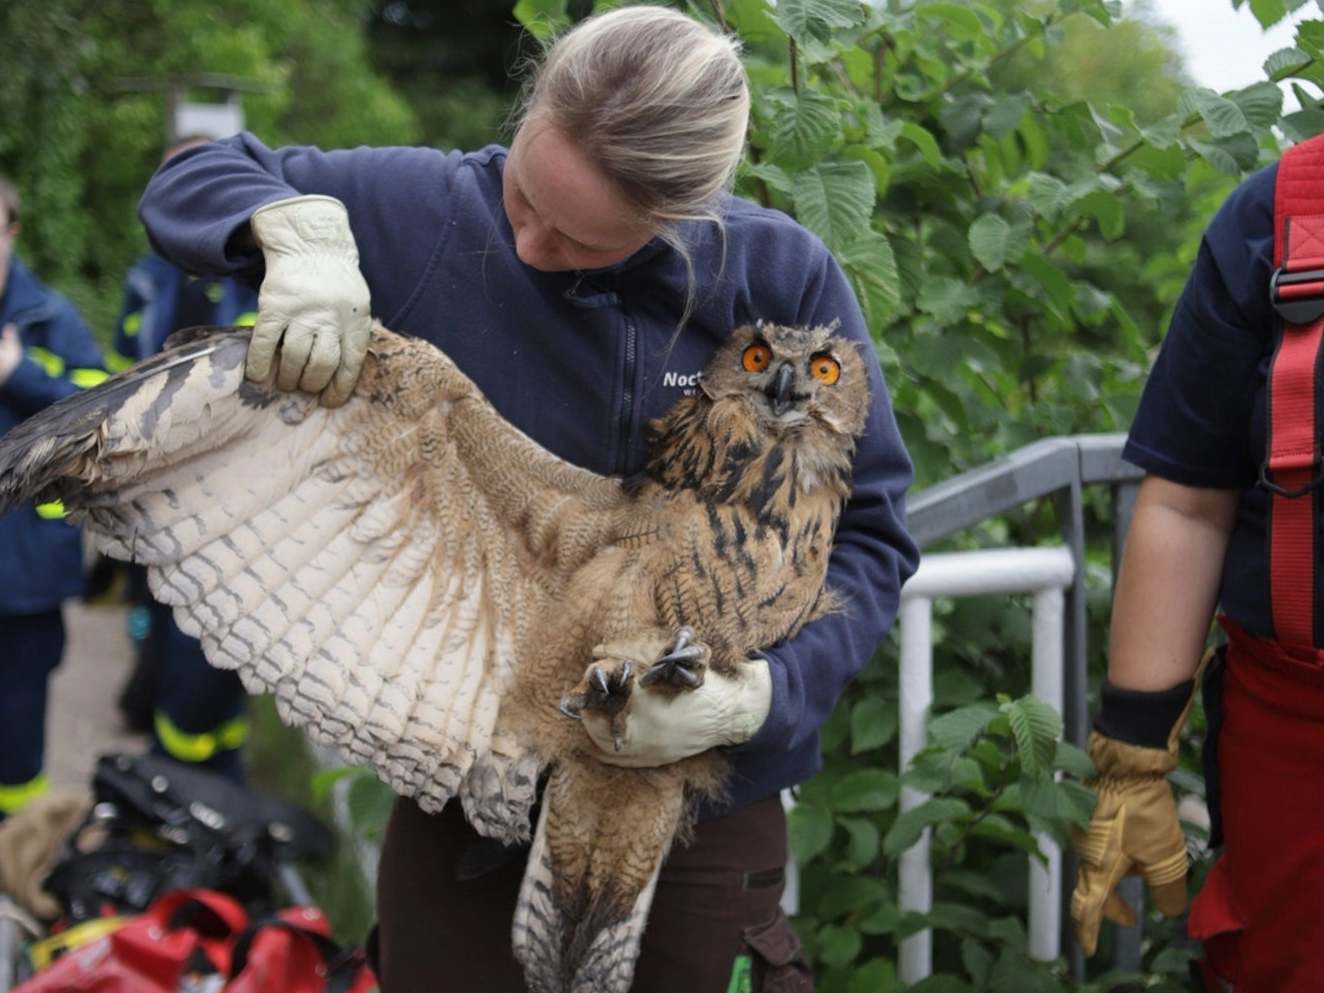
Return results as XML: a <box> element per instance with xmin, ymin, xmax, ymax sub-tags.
<box><xmin>0</xmin><ymin>256</ymin><xmax>106</xmax><ymax>613</ymax></box>
<box><xmin>138</xmin><ymin>133</ymin><xmax>918</xmax><ymax>813</ymax></box>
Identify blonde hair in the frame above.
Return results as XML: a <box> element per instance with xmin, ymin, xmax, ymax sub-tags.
<box><xmin>516</xmin><ymin>6</ymin><xmax>750</xmax><ymax>321</ymax></box>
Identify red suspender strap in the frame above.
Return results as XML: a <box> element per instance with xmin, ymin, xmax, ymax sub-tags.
<box><xmin>1267</xmin><ymin>135</ymin><xmax>1324</xmax><ymax>648</ymax></box>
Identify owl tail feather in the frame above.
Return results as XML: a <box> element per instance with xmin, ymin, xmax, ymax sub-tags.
<box><xmin>512</xmin><ymin>761</ymin><xmax>682</xmax><ymax>993</ymax></box>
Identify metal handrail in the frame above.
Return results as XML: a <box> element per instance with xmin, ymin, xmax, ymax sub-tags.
<box><xmin>903</xmin><ymin>432</ymin><xmax>1146</xmax><ymax>976</ymax></box>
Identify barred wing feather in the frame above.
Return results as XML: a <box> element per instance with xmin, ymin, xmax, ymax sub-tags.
<box><xmin>0</xmin><ymin>324</ymin><xmax>624</xmax><ymax>812</ymax></box>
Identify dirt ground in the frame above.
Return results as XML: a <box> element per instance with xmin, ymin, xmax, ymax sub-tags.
<box><xmin>45</xmin><ymin>601</ymin><xmax>147</xmax><ymax>792</ymax></box>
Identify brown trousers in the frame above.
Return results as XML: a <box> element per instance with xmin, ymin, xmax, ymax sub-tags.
<box><xmin>374</xmin><ymin>794</ymin><xmax>813</xmax><ymax>992</ymax></box>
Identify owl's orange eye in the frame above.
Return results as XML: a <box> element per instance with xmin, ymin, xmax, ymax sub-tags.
<box><xmin>742</xmin><ymin>343</ymin><xmax>773</xmax><ymax>372</ymax></box>
<box><xmin>810</xmin><ymin>355</ymin><xmax>841</xmax><ymax>385</ymax></box>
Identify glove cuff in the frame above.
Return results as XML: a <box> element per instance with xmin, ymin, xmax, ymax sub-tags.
<box><xmin>715</xmin><ymin>659</ymin><xmax>773</xmax><ymax>747</ymax></box>
<box><xmin>1087</xmin><ymin>730</ymin><xmax>1179</xmax><ymax>779</ymax></box>
<box><xmin>251</xmin><ymin>195</ymin><xmax>359</xmax><ymax>261</ymax></box>
<box><xmin>1094</xmin><ymin>678</ymin><xmax>1194</xmax><ymax>750</ymax></box>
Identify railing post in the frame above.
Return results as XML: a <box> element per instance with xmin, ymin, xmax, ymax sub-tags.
<box><xmin>1030</xmin><ymin>586</ymin><xmax>1065</xmax><ymax>962</ymax></box>
<box><xmin>898</xmin><ymin>594</ymin><xmax>934</xmax><ymax>985</ymax></box>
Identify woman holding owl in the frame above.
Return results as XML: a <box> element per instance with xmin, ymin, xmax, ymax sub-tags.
<box><xmin>137</xmin><ymin>7</ymin><xmax>917</xmax><ymax>990</ymax></box>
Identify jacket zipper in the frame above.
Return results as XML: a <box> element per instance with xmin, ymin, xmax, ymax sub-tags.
<box><xmin>618</xmin><ymin>318</ymin><xmax>637</xmax><ymax>475</ymax></box>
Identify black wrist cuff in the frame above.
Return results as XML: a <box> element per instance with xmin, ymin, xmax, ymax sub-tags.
<box><xmin>1093</xmin><ymin>678</ymin><xmax>1194</xmax><ymax>749</ymax></box>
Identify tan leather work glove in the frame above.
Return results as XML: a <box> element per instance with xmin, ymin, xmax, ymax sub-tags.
<box><xmin>247</xmin><ymin>195</ymin><xmax>372</xmax><ymax>407</ymax></box>
<box><xmin>1070</xmin><ymin>657</ymin><xmax>1208</xmax><ymax>957</ymax></box>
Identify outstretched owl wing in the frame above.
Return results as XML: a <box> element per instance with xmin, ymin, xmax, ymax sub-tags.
<box><xmin>0</xmin><ymin>324</ymin><xmax>628</xmax><ymax>811</ymax></box>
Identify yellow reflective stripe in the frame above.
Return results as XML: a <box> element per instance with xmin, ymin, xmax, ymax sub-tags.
<box><xmin>26</xmin><ymin>346</ymin><xmax>63</xmax><ymax>377</ymax></box>
<box><xmin>155</xmin><ymin>710</ymin><xmax>248</xmax><ymax>762</ymax></box>
<box><xmin>122</xmin><ymin>311</ymin><xmax>143</xmax><ymax>337</ymax></box>
<box><xmin>217</xmin><ymin>715</ymin><xmax>250</xmax><ymax>750</ymax></box>
<box><xmin>35</xmin><ymin>500</ymin><xmax>65</xmax><ymax>519</ymax></box>
<box><xmin>0</xmin><ymin>772</ymin><xmax>49</xmax><ymax>814</ymax></box>
<box><xmin>106</xmin><ymin>351</ymin><xmax>135</xmax><ymax>373</ymax></box>
<box><xmin>27</xmin><ymin>917</ymin><xmax>127</xmax><ymax>971</ymax></box>
<box><xmin>234</xmin><ymin>310</ymin><xmax>258</xmax><ymax>327</ymax></box>
<box><xmin>70</xmin><ymin>367</ymin><xmax>109</xmax><ymax>388</ymax></box>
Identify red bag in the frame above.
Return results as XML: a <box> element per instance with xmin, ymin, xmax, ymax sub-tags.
<box><xmin>14</xmin><ymin>889</ymin><xmax>377</xmax><ymax>993</ymax></box>
<box><xmin>224</xmin><ymin>907</ymin><xmax>376</xmax><ymax>993</ymax></box>
<box><xmin>14</xmin><ymin>889</ymin><xmax>245</xmax><ymax>993</ymax></box>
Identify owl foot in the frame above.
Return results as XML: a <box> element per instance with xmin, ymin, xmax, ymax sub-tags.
<box><xmin>637</xmin><ymin>626</ymin><xmax>709</xmax><ymax>691</ymax></box>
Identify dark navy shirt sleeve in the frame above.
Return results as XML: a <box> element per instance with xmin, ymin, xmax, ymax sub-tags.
<box><xmin>1123</xmin><ymin>163</ymin><xmax>1277</xmax><ymax>489</ymax></box>
<box><xmin>138</xmin><ymin>132</ymin><xmax>464</xmax><ymax>328</ymax></box>
<box><xmin>735</xmin><ymin>249</ymin><xmax>919</xmax><ymax>756</ymax></box>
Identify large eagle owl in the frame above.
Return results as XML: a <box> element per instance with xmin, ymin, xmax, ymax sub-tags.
<box><xmin>0</xmin><ymin>320</ymin><xmax>869</xmax><ymax>992</ymax></box>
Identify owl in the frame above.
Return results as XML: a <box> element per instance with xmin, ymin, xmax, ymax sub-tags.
<box><xmin>0</xmin><ymin>320</ymin><xmax>870</xmax><ymax>993</ymax></box>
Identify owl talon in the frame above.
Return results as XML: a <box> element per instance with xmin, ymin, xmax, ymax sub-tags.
<box><xmin>638</xmin><ymin>626</ymin><xmax>709</xmax><ymax>691</ymax></box>
<box><xmin>561</xmin><ymin>659</ymin><xmax>634</xmax><ymax>720</ymax></box>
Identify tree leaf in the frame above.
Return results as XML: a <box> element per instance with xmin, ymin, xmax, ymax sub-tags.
<box><xmin>723</xmin><ymin>0</ymin><xmax>786</xmax><ymax>44</ymax></box>
<box><xmin>917</xmin><ymin>276</ymin><xmax>980</xmax><ymax>324</ymax></box>
<box><xmin>770</xmin><ymin>0</ymin><xmax>868</xmax><ymax>45</ymax></box>
<box><xmin>791</xmin><ymin>159</ymin><xmax>877</xmax><ymax>250</ymax></box>
<box><xmin>839</xmin><ymin>229</ymin><xmax>902</xmax><ymax>326</ymax></box>
<box><xmin>1228</xmin><ymin>81</ymin><xmax>1284</xmax><ymax>129</ymax></box>
<box><xmin>1053</xmin><ymin>740</ymin><xmax>1096</xmax><ymax>779</ymax></box>
<box><xmin>511</xmin><ymin>0</ymin><xmax>569</xmax><ymax>39</ymax></box>
<box><xmin>899</xmin><ymin>121</ymin><xmax>944</xmax><ymax>166</ymax></box>
<box><xmin>818</xmin><ymin>874</ymin><xmax>889</xmax><ymax>917</ymax></box>
<box><xmin>1025</xmin><ymin>172</ymin><xmax>1071</xmax><ymax>218</ymax></box>
<box><xmin>962</xmin><ymin>939</ymin><xmax>995</xmax><ymax>986</ymax></box>
<box><xmin>883</xmin><ymin>797</ymin><xmax>971</xmax><ymax>856</ymax></box>
<box><xmin>347</xmin><ymin>774</ymin><xmax>395</xmax><ymax>840</ymax></box>
<box><xmin>1279</xmin><ymin>107</ymin><xmax>1324</xmax><ymax>143</ymax></box>
<box><xmin>916</xmin><ymin>2</ymin><xmax>985</xmax><ymax>40</ymax></box>
<box><xmin>839</xmin><ymin>815</ymin><xmax>881</xmax><ymax>868</ymax></box>
<box><xmin>1020</xmin><ymin>254</ymin><xmax>1074</xmax><ymax>316</ymax></box>
<box><xmin>1180</xmin><ymin>88</ymin><xmax>1250</xmax><ymax>138</ymax></box>
<box><xmin>742</xmin><ymin>161</ymin><xmax>794</xmax><ymax>195</ymax></box>
<box><xmin>831</xmin><ymin>768</ymin><xmax>900</xmax><ymax>812</ymax></box>
<box><xmin>969</xmin><ymin>213</ymin><xmax>1014</xmax><ymax>272</ymax></box>
<box><xmin>848</xmin><ymin>959</ymin><xmax>903</xmax><ymax>993</ymax></box>
<box><xmin>1000</xmin><ymin>695</ymin><xmax>1061</xmax><ymax>779</ymax></box>
<box><xmin>928</xmin><ymin>702</ymin><xmax>999</xmax><ymax>751</ymax></box>
<box><xmin>909</xmin><ymin>976</ymin><xmax>974</xmax><ymax>993</ymax></box>
<box><xmin>815</xmin><ymin>923</ymin><xmax>863</xmax><ymax>966</ymax></box>
<box><xmin>788</xmin><ymin>802</ymin><xmax>835</xmax><ymax>861</ymax></box>
<box><xmin>1249</xmin><ymin>0</ymin><xmax>1289</xmax><ymax>28</ymax></box>
<box><xmin>769</xmin><ymin>89</ymin><xmax>842</xmax><ymax>168</ymax></box>
<box><xmin>850</xmin><ymin>696</ymin><xmax>899</xmax><ymax>753</ymax></box>
<box><xmin>1075</xmin><ymin>189</ymin><xmax>1126</xmax><ymax>239</ymax></box>
<box><xmin>1264</xmin><ymin>47</ymin><xmax>1312</xmax><ymax>79</ymax></box>
<box><xmin>984</xmin><ymin>94</ymin><xmax>1029</xmax><ymax>139</ymax></box>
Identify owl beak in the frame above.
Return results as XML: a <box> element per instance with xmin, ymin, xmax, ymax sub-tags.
<box><xmin>765</xmin><ymin>362</ymin><xmax>795</xmax><ymax>416</ymax></box>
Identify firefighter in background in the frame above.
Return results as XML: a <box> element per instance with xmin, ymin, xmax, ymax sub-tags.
<box><xmin>0</xmin><ymin>175</ymin><xmax>108</xmax><ymax>819</ymax></box>
<box><xmin>112</xmin><ymin>135</ymin><xmax>258</xmax><ymax>782</ymax></box>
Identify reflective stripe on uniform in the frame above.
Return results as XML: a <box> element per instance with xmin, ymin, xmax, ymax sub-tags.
<box><xmin>106</xmin><ymin>351</ymin><xmax>136</xmax><ymax>373</ymax></box>
<box><xmin>34</xmin><ymin>500</ymin><xmax>65</xmax><ymax>519</ymax></box>
<box><xmin>122</xmin><ymin>311</ymin><xmax>143</xmax><ymax>337</ymax></box>
<box><xmin>0</xmin><ymin>772</ymin><xmax>49</xmax><ymax>814</ymax></box>
<box><xmin>154</xmin><ymin>711</ymin><xmax>249</xmax><ymax>763</ymax></box>
<box><xmin>21</xmin><ymin>347</ymin><xmax>106</xmax><ymax>387</ymax></box>
<box><xmin>234</xmin><ymin>310</ymin><xmax>258</xmax><ymax>327</ymax></box>
<box><xmin>70</xmin><ymin>368</ymin><xmax>109</xmax><ymax>388</ymax></box>
<box><xmin>26</xmin><ymin>346</ymin><xmax>63</xmax><ymax>377</ymax></box>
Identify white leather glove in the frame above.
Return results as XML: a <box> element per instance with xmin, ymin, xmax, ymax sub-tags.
<box><xmin>583</xmin><ymin>656</ymin><xmax>773</xmax><ymax>768</ymax></box>
<box><xmin>247</xmin><ymin>195</ymin><xmax>372</xmax><ymax>407</ymax></box>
